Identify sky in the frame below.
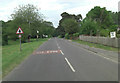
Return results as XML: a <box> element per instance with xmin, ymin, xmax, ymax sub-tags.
<box><xmin>0</xmin><ymin>0</ymin><xmax>119</xmax><ymax>28</ymax></box>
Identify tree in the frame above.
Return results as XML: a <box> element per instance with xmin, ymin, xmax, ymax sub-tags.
<box><xmin>1</xmin><ymin>21</ymin><xmax>8</xmax><ymax>45</ymax></box>
<box><xmin>9</xmin><ymin>4</ymin><xmax>43</xmax><ymax>42</ymax></box>
<box><xmin>57</xmin><ymin>12</ymin><xmax>82</xmax><ymax>37</ymax></box>
<box><xmin>61</xmin><ymin>18</ymin><xmax>80</xmax><ymax>35</ymax></box>
<box><xmin>80</xmin><ymin>18</ymin><xmax>98</xmax><ymax>36</ymax></box>
<box><xmin>80</xmin><ymin>6</ymin><xmax>116</xmax><ymax>36</ymax></box>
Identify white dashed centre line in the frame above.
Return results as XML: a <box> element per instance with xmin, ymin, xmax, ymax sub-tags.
<box><xmin>58</xmin><ymin>46</ymin><xmax>60</xmax><ymax>49</ymax></box>
<box><xmin>65</xmin><ymin>57</ymin><xmax>76</xmax><ymax>72</ymax></box>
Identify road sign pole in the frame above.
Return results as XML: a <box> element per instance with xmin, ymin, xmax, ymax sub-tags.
<box><xmin>16</xmin><ymin>27</ymin><xmax>24</xmax><ymax>51</ymax></box>
<box><xmin>20</xmin><ymin>37</ymin><xmax>22</xmax><ymax>51</ymax></box>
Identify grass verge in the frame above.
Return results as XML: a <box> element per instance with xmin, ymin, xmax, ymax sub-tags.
<box><xmin>2</xmin><ymin>38</ymin><xmax>48</xmax><ymax>77</ymax></box>
<box><xmin>73</xmin><ymin>39</ymin><xmax>118</xmax><ymax>52</ymax></box>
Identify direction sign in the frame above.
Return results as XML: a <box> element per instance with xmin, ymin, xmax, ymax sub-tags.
<box><xmin>110</xmin><ymin>32</ymin><xmax>116</xmax><ymax>38</ymax></box>
<box><xmin>16</xmin><ymin>27</ymin><xmax>24</xmax><ymax>34</ymax></box>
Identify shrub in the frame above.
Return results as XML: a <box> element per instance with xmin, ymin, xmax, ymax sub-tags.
<box><xmin>65</xmin><ymin>33</ymin><xmax>69</xmax><ymax>39</ymax></box>
<box><xmin>73</xmin><ymin>33</ymin><xmax>79</xmax><ymax>38</ymax></box>
<box><xmin>2</xmin><ymin>34</ymin><xmax>8</xmax><ymax>46</ymax></box>
<box><xmin>58</xmin><ymin>35</ymin><xmax>62</xmax><ymax>38</ymax></box>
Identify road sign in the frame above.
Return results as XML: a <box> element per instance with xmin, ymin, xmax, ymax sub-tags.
<box><xmin>19</xmin><ymin>34</ymin><xmax>21</xmax><ymax>38</ymax></box>
<box><xmin>16</xmin><ymin>27</ymin><xmax>24</xmax><ymax>51</ymax></box>
<box><xmin>37</xmin><ymin>30</ymin><xmax>39</xmax><ymax>33</ymax></box>
<box><xmin>16</xmin><ymin>27</ymin><xmax>24</xmax><ymax>34</ymax></box>
<box><xmin>110</xmin><ymin>32</ymin><xmax>116</xmax><ymax>38</ymax></box>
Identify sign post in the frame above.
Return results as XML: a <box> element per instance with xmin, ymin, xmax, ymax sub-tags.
<box><xmin>16</xmin><ymin>27</ymin><xmax>24</xmax><ymax>51</ymax></box>
<box><xmin>37</xmin><ymin>30</ymin><xmax>39</xmax><ymax>40</ymax></box>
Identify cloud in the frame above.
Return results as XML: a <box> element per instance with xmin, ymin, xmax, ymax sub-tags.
<box><xmin>0</xmin><ymin>0</ymin><xmax>119</xmax><ymax>27</ymax></box>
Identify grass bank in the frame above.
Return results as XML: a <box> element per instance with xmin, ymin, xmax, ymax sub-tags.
<box><xmin>73</xmin><ymin>39</ymin><xmax>118</xmax><ymax>52</ymax></box>
<box><xmin>2</xmin><ymin>38</ymin><xmax>48</xmax><ymax>77</ymax></box>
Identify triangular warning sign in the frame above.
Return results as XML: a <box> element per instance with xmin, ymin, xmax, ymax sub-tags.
<box><xmin>16</xmin><ymin>27</ymin><xmax>24</xmax><ymax>34</ymax></box>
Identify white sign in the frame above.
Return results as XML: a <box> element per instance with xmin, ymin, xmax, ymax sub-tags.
<box><xmin>19</xmin><ymin>35</ymin><xmax>21</xmax><ymax>38</ymax></box>
<box><xmin>46</xmin><ymin>35</ymin><xmax>48</xmax><ymax>37</ymax></box>
<box><xmin>16</xmin><ymin>27</ymin><xmax>24</xmax><ymax>34</ymax></box>
<box><xmin>110</xmin><ymin>32</ymin><xmax>116</xmax><ymax>38</ymax></box>
<box><xmin>37</xmin><ymin>30</ymin><xmax>39</xmax><ymax>33</ymax></box>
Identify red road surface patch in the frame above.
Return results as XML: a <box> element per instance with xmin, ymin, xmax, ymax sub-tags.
<box><xmin>33</xmin><ymin>50</ymin><xmax>61</xmax><ymax>55</ymax></box>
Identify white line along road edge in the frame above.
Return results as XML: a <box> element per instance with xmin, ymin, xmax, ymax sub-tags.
<box><xmin>65</xmin><ymin>57</ymin><xmax>76</xmax><ymax>72</ymax></box>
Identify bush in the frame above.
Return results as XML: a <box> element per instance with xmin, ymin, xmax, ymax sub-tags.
<box><xmin>73</xmin><ymin>33</ymin><xmax>79</xmax><ymax>38</ymax></box>
<box><xmin>58</xmin><ymin>35</ymin><xmax>62</xmax><ymax>38</ymax></box>
<box><xmin>2</xmin><ymin>34</ymin><xmax>8</xmax><ymax>46</ymax></box>
<box><xmin>100</xmin><ymin>29</ymin><xmax>109</xmax><ymax>37</ymax></box>
<box><xmin>65</xmin><ymin>33</ymin><xmax>69</xmax><ymax>39</ymax></box>
<box><xmin>117</xmin><ymin>34</ymin><xmax>120</xmax><ymax>38</ymax></box>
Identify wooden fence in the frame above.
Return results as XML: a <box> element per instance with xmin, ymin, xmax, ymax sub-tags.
<box><xmin>79</xmin><ymin>35</ymin><xmax>119</xmax><ymax>48</ymax></box>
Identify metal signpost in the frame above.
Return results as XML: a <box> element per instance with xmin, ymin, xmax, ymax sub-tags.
<box><xmin>37</xmin><ymin>30</ymin><xmax>39</xmax><ymax>40</ymax></box>
<box><xmin>16</xmin><ymin>27</ymin><xmax>24</xmax><ymax>51</ymax></box>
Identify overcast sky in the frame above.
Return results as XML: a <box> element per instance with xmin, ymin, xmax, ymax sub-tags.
<box><xmin>0</xmin><ymin>0</ymin><xmax>119</xmax><ymax>27</ymax></box>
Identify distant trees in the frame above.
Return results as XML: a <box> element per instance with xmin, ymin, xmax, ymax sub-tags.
<box><xmin>80</xmin><ymin>18</ymin><xmax>98</xmax><ymax>36</ymax></box>
<box><xmin>2</xmin><ymin>21</ymin><xmax>8</xmax><ymax>45</ymax></box>
<box><xmin>57</xmin><ymin>6</ymin><xmax>119</xmax><ymax>39</ymax></box>
<box><xmin>57</xmin><ymin>12</ymin><xmax>82</xmax><ymax>38</ymax></box>
<box><xmin>61</xmin><ymin>18</ymin><xmax>80</xmax><ymax>34</ymax></box>
<box><xmin>80</xmin><ymin>6</ymin><xmax>118</xmax><ymax>37</ymax></box>
<box><xmin>2</xmin><ymin>4</ymin><xmax>55</xmax><ymax>45</ymax></box>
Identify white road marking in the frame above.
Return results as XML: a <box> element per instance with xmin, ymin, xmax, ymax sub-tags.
<box><xmin>65</xmin><ymin>57</ymin><xmax>76</xmax><ymax>72</ymax></box>
<box><xmin>57</xmin><ymin>44</ymin><xmax>58</xmax><ymax>47</ymax></box>
<box><xmin>56</xmin><ymin>40</ymin><xmax>59</xmax><ymax>48</ymax></box>
<box><xmin>56</xmin><ymin>39</ymin><xmax>61</xmax><ymax>50</ymax></box>
<box><xmin>82</xmin><ymin>48</ymin><xmax>118</xmax><ymax>63</ymax></box>
<box><xmin>58</xmin><ymin>46</ymin><xmax>60</xmax><ymax>49</ymax></box>
<box><xmin>65</xmin><ymin>41</ymin><xmax>118</xmax><ymax>63</ymax></box>
<box><xmin>47</xmin><ymin>51</ymin><xmax>49</xmax><ymax>53</ymax></box>
<box><xmin>60</xmin><ymin>50</ymin><xmax>64</xmax><ymax>55</ymax></box>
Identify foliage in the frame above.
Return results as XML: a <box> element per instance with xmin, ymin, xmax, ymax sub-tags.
<box><xmin>58</xmin><ymin>35</ymin><xmax>62</xmax><ymax>38</ymax></box>
<box><xmin>99</xmin><ymin>29</ymin><xmax>109</xmax><ymax>37</ymax></box>
<box><xmin>57</xmin><ymin>12</ymin><xmax>82</xmax><ymax>37</ymax></box>
<box><xmin>65</xmin><ymin>33</ymin><xmax>69</xmax><ymax>39</ymax></box>
<box><xmin>2</xmin><ymin>4</ymin><xmax>55</xmax><ymax>45</ymax></box>
<box><xmin>80</xmin><ymin>18</ymin><xmax>98</xmax><ymax>36</ymax></box>
<box><xmin>61</xmin><ymin>18</ymin><xmax>80</xmax><ymax>34</ymax></box>
<box><xmin>80</xmin><ymin>6</ymin><xmax>117</xmax><ymax>37</ymax></box>
<box><xmin>73</xmin><ymin>33</ymin><xmax>79</xmax><ymax>38</ymax></box>
<box><xmin>1</xmin><ymin>21</ymin><xmax>8</xmax><ymax>45</ymax></box>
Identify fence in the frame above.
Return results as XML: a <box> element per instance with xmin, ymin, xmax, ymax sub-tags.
<box><xmin>79</xmin><ymin>35</ymin><xmax>119</xmax><ymax>48</ymax></box>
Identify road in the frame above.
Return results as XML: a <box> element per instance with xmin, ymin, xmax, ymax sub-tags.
<box><xmin>3</xmin><ymin>38</ymin><xmax>118</xmax><ymax>81</ymax></box>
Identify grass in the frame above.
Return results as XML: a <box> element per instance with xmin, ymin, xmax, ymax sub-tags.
<box><xmin>73</xmin><ymin>39</ymin><xmax>118</xmax><ymax>52</ymax></box>
<box><xmin>0</xmin><ymin>46</ymin><xmax>1</xmax><ymax>80</ymax></box>
<box><xmin>2</xmin><ymin>38</ymin><xmax>48</xmax><ymax>77</ymax></box>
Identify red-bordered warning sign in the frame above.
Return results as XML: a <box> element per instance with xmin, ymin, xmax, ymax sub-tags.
<box><xmin>16</xmin><ymin>27</ymin><xmax>24</xmax><ymax>34</ymax></box>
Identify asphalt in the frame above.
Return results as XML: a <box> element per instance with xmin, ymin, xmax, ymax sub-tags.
<box><xmin>3</xmin><ymin>38</ymin><xmax>118</xmax><ymax>81</ymax></box>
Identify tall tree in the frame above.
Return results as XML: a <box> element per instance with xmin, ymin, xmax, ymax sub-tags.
<box><xmin>57</xmin><ymin>12</ymin><xmax>82</xmax><ymax>37</ymax></box>
<box><xmin>81</xmin><ymin>6</ymin><xmax>116</xmax><ymax>36</ymax></box>
<box><xmin>9</xmin><ymin>4</ymin><xmax>43</xmax><ymax>42</ymax></box>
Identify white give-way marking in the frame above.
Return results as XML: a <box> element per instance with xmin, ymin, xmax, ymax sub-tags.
<box><xmin>60</xmin><ymin>50</ymin><xmax>64</xmax><ymax>55</ymax></box>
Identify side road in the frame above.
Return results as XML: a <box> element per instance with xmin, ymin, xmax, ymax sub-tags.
<box><xmin>66</xmin><ymin>39</ymin><xmax>118</xmax><ymax>63</ymax></box>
